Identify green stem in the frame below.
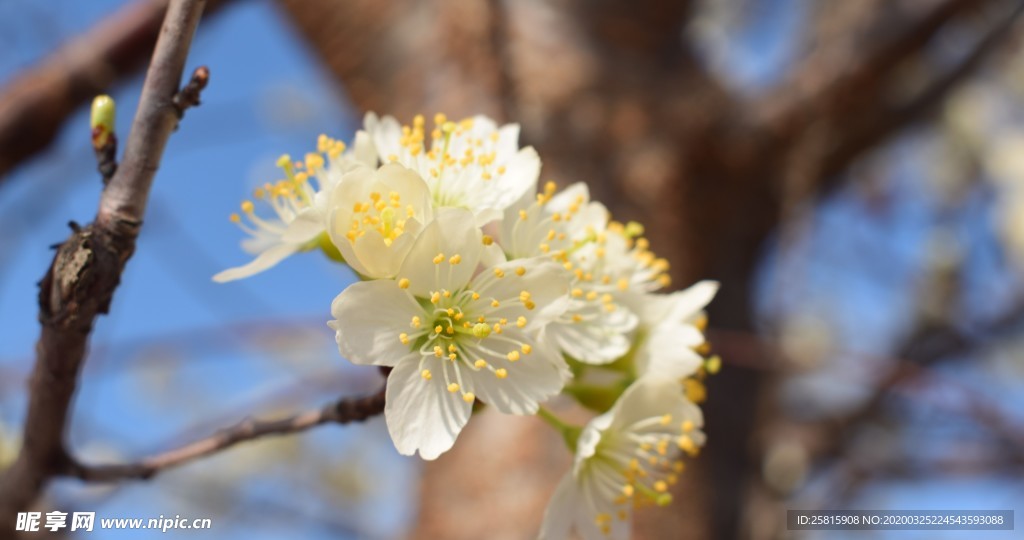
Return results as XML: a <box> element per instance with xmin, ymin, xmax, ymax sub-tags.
<box><xmin>537</xmin><ymin>406</ymin><xmax>582</xmax><ymax>452</ymax></box>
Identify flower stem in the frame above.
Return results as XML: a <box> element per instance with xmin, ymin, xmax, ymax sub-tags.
<box><xmin>537</xmin><ymin>406</ymin><xmax>581</xmax><ymax>452</ymax></box>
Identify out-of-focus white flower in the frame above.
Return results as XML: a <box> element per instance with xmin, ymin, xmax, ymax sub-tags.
<box><xmin>496</xmin><ymin>182</ymin><xmax>637</xmax><ymax>364</ymax></box>
<box><xmin>626</xmin><ymin>281</ymin><xmax>718</xmax><ymax>380</ymax></box>
<box><xmin>330</xmin><ymin>209</ymin><xmax>572</xmax><ymax>459</ymax></box>
<box><xmin>214</xmin><ymin>133</ymin><xmax>375</xmax><ymax>282</ymax></box>
<box><xmin>539</xmin><ymin>377</ymin><xmax>705</xmax><ymax>540</ymax></box>
<box><xmin>325</xmin><ymin>163</ymin><xmax>434</xmax><ymax>279</ymax></box>
<box><xmin>365</xmin><ymin>112</ymin><xmax>540</xmax><ymax>224</ymax></box>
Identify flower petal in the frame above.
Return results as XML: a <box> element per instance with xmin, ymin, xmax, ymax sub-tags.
<box><xmin>329</xmin><ymin>280</ymin><xmax>424</xmax><ymax>366</ymax></box>
<box><xmin>538</xmin><ymin>474</ymin><xmax>578</xmax><ymax>540</ymax></box>
<box><xmin>212</xmin><ymin>243</ymin><xmax>298</xmax><ymax>283</ymax></box>
<box><xmin>385</xmin><ymin>358</ymin><xmax>472</xmax><ymax>460</ymax></box>
<box><xmin>396</xmin><ymin>208</ymin><xmax>481</xmax><ymax>298</ymax></box>
<box><xmin>467</xmin><ymin>331</ymin><xmax>567</xmax><ymax>415</ymax></box>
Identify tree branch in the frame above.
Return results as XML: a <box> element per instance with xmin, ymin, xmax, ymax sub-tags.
<box><xmin>822</xmin><ymin>0</ymin><xmax>1024</xmax><ymax>178</ymax></box>
<box><xmin>63</xmin><ymin>387</ymin><xmax>386</xmax><ymax>482</ymax></box>
<box><xmin>0</xmin><ymin>0</ymin><xmax>207</xmax><ymax>527</ymax></box>
<box><xmin>0</xmin><ymin>0</ymin><xmax>235</xmax><ymax>181</ymax></box>
<box><xmin>758</xmin><ymin>0</ymin><xmax>988</xmax><ymax>135</ymax></box>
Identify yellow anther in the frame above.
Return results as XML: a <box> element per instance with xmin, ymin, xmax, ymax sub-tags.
<box><xmin>677</xmin><ymin>435</ymin><xmax>697</xmax><ymax>454</ymax></box>
<box><xmin>572</xmin><ymin>314</ymin><xmax>583</xmax><ymax>323</ymax></box>
<box><xmin>495</xmin><ymin>368</ymin><xmax>508</xmax><ymax>379</ymax></box>
<box><xmin>448</xmin><ymin>353</ymin><xmax>457</xmax><ymax>361</ymax></box>
<box><xmin>471</xmin><ymin>292</ymin><xmax>481</xmax><ymax>300</ymax></box>
<box><xmin>515</xmin><ymin>266</ymin><xmax>526</xmax><ymax>276</ymax></box>
<box><xmin>431</xmin><ymin>292</ymin><xmax>441</xmax><ymax>304</ymax></box>
<box><xmin>398</xmin><ymin>278</ymin><xmax>410</xmax><ymax>289</ymax></box>
<box><xmin>411</xmin><ymin>316</ymin><xmax>421</xmax><ymax>328</ymax></box>
<box><xmin>433</xmin><ymin>253</ymin><xmax>445</xmax><ymax>264</ymax></box>
<box><xmin>494</xmin><ymin>268</ymin><xmax>505</xmax><ymax>278</ymax></box>
<box><xmin>399</xmin><ymin>333</ymin><xmax>409</xmax><ymax>345</ymax></box>
<box><xmin>462</xmin><ymin>392</ymin><xmax>475</xmax><ymax>403</ymax></box>
<box><xmin>681</xmin><ymin>420</ymin><xmax>695</xmax><ymax>432</ymax></box>
<box><xmin>654</xmin><ymin>481</ymin><xmax>668</xmax><ymax>493</ymax></box>
<box><xmin>434</xmin><ymin>326</ymin><xmax>444</xmax><ymax>335</ymax></box>
<box><xmin>229</xmin><ymin>213</ymin><xmax>241</xmax><ymax>223</ymax></box>
<box><xmin>449</xmin><ymin>254</ymin><xmax>462</xmax><ymax>265</ymax></box>
<box><xmin>622</xmin><ymin>485</ymin><xmax>635</xmax><ymax>497</ymax></box>
<box><xmin>660</xmin><ymin>414</ymin><xmax>672</xmax><ymax>426</ymax></box>
<box><xmin>705</xmin><ymin>355</ymin><xmax>722</xmax><ymax>374</ymax></box>
<box><xmin>493</xmin><ymin>324</ymin><xmax>503</xmax><ymax>334</ymax></box>
<box><xmin>443</xmin><ymin>289</ymin><xmax>452</xmax><ymax>298</ymax></box>
<box><xmin>447</xmin><ymin>344</ymin><xmax>458</xmax><ymax>353</ymax></box>
<box><xmin>241</xmin><ymin>200</ymin><xmax>255</xmax><ymax>214</ymax></box>
<box><xmin>516</xmin><ymin>316</ymin><xmax>527</xmax><ymax>328</ymax></box>
<box><xmin>482</xmin><ymin>235</ymin><xmax>494</xmax><ymax>246</ymax></box>
<box><xmin>447</xmin><ymin>383</ymin><xmax>460</xmax><ymax>393</ymax></box>
<box><xmin>474</xmin><ymin>360</ymin><xmax>487</xmax><ymax>369</ymax></box>
<box><xmin>521</xmin><ymin>344</ymin><xmax>532</xmax><ymax>355</ymax></box>
<box><xmin>421</xmin><ymin>369</ymin><xmax>432</xmax><ymax>380</ymax></box>
<box><xmin>305</xmin><ymin>152</ymin><xmax>324</xmax><ymax>171</ymax></box>
<box><xmin>617</xmin><ymin>278</ymin><xmax>629</xmax><ymax>291</ymax></box>
<box><xmin>571</xmin><ymin>288</ymin><xmax>583</xmax><ymax>298</ymax></box>
<box><xmin>498</xmin><ymin>165</ymin><xmax>506</xmax><ymax>174</ymax></box>
<box><xmin>447</xmin><ymin>308</ymin><xmax>455</xmax><ymax>316</ymax></box>
<box><xmin>586</xmin><ymin>291</ymin><xmax>598</xmax><ymax>301</ymax></box>
<box><xmin>442</xmin><ymin>121</ymin><xmax>456</xmax><ymax>133</ymax></box>
<box><xmin>434</xmin><ymin>113</ymin><xmax>447</xmax><ymax>126</ymax></box>
<box><xmin>507</xmin><ymin>351</ymin><xmax>520</xmax><ymax>362</ymax></box>
<box><xmin>491</xmin><ymin>299</ymin><xmax>500</xmax><ymax>308</ymax></box>
<box><xmin>519</xmin><ymin>209</ymin><xmax>528</xmax><ymax>221</ymax></box>
<box><xmin>387</xmin><ymin>154</ymin><xmax>398</xmax><ymax>162</ymax></box>
<box><xmin>276</xmin><ymin>154</ymin><xmax>292</xmax><ymax>169</ymax></box>
<box><xmin>434</xmin><ymin>346</ymin><xmax>443</xmax><ymax>357</ymax></box>
<box><xmin>524</xmin><ymin>301</ymin><xmax>536</xmax><ymax>310</ymax></box>
<box><xmin>446</xmin><ymin>326</ymin><xmax>455</xmax><ymax>335</ymax></box>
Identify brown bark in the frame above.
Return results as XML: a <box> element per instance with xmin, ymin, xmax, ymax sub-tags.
<box><xmin>0</xmin><ymin>0</ymin><xmax>207</xmax><ymax>529</ymax></box>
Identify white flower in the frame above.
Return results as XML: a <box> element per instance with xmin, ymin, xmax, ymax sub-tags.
<box><xmin>496</xmin><ymin>181</ymin><xmax>637</xmax><ymax>364</ymax></box>
<box><xmin>539</xmin><ymin>377</ymin><xmax>706</xmax><ymax>540</ymax></box>
<box><xmin>599</xmin><ymin>221</ymin><xmax>673</xmax><ymax>296</ymax></box>
<box><xmin>626</xmin><ymin>281</ymin><xmax>718</xmax><ymax>380</ymax></box>
<box><xmin>325</xmin><ymin>163</ymin><xmax>434</xmax><ymax>279</ymax></box>
<box><xmin>213</xmin><ymin>133</ymin><xmax>375</xmax><ymax>282</ymax></box>
<box><xmin>329</xmin><ymin>208</ymin><xmax>572</xmax><ymax>459</ymax></box>
<box><xmin>365</xmin><ymin>112</ymin><xmax>540</xmax><ymax>224</ymax></box>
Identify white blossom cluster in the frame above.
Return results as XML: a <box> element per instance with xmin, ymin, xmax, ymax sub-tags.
<box><xmin>216</xmin><ymin>113</ymin><xmax>719</xmax><ymax>539</ymax></box>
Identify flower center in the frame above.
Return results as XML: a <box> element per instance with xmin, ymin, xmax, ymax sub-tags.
<box><xmin>346</xmin><ymin>191</ymin><xmax>415</xmax><ymax>246</ymax></box>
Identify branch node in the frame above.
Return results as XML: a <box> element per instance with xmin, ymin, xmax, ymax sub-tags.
<box><xmin>172</xmin><ymin>65</ymin><xmax>210</xmax><ymax>120</ymax></box>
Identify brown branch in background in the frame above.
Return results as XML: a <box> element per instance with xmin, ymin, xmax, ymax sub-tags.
<box><xmin>65</xmin><ymin>386</ymin><xmax>386</xmax><ymax>482</ymax></box>
<box><xmin>0</xmin><ymin>0</ymin><xmax>235</xmax><ymax>181</ymax></box>
<box><xmin>0</xmin><ymin>0</ymin><xmax>207</xmax><ymax>528</ymax></box>
<box><xmin>759</xmin><ymin>0</ymin><xmax>988</xmax><ymax>135</ymax></box>
<box><xmin>822</xmin><ymin>0</ymin><xmax>1024</xmax><ymax>179</ymax></box>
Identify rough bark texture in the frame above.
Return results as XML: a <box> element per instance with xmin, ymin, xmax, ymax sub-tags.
<box><xmin>0</xmin><ymin>0</ymin><xmax>207</xmax><ymax>530</ymax></box>
<box><xmin>275</xmin><ymin>0</ymin><xmax>1024</xmax><ymax>538</ymax></box>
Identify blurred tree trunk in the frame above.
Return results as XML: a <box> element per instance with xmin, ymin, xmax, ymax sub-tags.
<box><xmin>276</xmin><ymin>0</ymin><xmax>1021</xmax><ymax>537</ymax></box>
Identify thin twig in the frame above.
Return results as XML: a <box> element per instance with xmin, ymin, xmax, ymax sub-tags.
<box><xmin>0</xmin><ymin>0</ymin><xmax>208</xmax><ymax>528</ymax></box>
<box><xmin>64</xmin><ymin>387</ymin><xmax>387</xmax><ymax>482</ymax></box>
<box><xmin>0</xmin><ymin>0</ymin><xmax>236</xmax><ymax>180</ymax></box>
